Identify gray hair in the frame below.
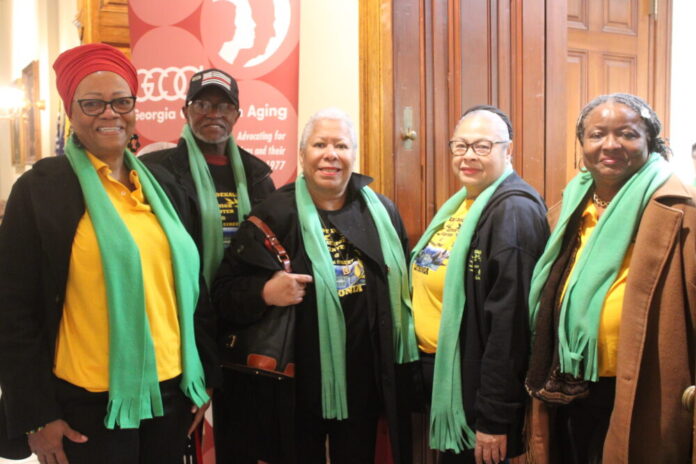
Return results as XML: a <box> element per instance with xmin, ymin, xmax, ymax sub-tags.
<box><xmin>456</xmin><ymin>104</ymin><xmax>513</xmax><ymax>140</ymax></box>
<box><xmin>299</xmin><ymin>107</ymin><xmax>357</xmax><ymax>153</ymax></box>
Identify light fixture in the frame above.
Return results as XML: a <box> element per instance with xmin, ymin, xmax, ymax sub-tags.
<box><xmin>0</xmin><ymin>87</ymin><xmax>26</xmax><ymax>119</ymax></box>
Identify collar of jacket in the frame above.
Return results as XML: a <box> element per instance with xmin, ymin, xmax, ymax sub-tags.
<box><xmin>160</xmin><ymin>138</ymin><xmax>272</xmax><ymax>182</ymax></box>
<box><xmin>477</xmin><ymin>172</ymin><xmax>545</xmax><ymax>223</ymax></box>
<box><xmin>548</xmin><ymin>173</ymin><xmax>693</xmax><ymax>228</ymax></box>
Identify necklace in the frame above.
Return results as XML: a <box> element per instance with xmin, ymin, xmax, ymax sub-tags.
<box><xmin>592</xmin><ymin>192</ymin><xmax>610</xmax><ymax>209</ymax></box>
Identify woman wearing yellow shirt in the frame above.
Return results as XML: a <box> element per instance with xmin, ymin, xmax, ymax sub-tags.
<box><xmin>0</xmin><ymin>44</ymin><xmax>219</xmax><ymax>464</ymax></box>
<box><xmin>526</xmin><ymin>93</ymin><xmax>696</xmax><ymax>463</ymax></box>
<box><xmin>411</xmin><ymin>105</ymin><xmax>548</xmax><ymax>464</ymax></box>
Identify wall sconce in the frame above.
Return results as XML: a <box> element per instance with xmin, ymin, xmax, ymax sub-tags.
<box><xmin>0</xmin><ymin>87</ymin><xmax>27</xmax><ymax>119</ymax></box>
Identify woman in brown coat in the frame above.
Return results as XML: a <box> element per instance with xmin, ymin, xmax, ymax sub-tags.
<box><xmin>526</xmin><ymin>93</ymin><xmax>696</xmax><ymax>463</ymax></box>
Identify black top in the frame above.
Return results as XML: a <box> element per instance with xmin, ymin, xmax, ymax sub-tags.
<box><xmin>212</xmin><ymin>173</ymin><xmax>415</xmax><ymax>463</ymax></box>
<box><xmin>204</xmin><ymin>155</ymin><xmax>239</xmax><ymax>246</ymax></box>
<box><xmin>458</xmin><ymin>172</ymin><xmax>549</xmax><ymax>456</ymax></box>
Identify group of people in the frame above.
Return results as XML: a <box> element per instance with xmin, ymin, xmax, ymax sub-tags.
<box><xmin>0</xmin><ymin>42</ymin><xmax>693</xmax><ymax>464</ymax></box>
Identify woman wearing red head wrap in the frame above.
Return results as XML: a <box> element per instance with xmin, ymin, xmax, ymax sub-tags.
<box><xmin>0</xmin><ymin>43</ymin><xmax>220</xmax><ymax>464</ymax></box>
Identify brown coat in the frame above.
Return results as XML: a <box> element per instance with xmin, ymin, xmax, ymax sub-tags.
<box><xmin>529</xmin><ymin>175</ymin><xmax>696</xmax><ymax>464</ymax></box>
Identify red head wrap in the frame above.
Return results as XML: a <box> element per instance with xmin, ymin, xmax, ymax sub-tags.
<box><xmin>53</xmin><ymin>43</ymin><xmax>138</xmax><ymax>118</ymax></box>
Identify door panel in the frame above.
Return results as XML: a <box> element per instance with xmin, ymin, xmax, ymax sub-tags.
<box><xmin>602</xmin><ymin>54</ymin><xmax>637</xmax><ymax>93</ymax></box>
<box><xmin>566</xmin><ymin>50</ymin><xmax>588</xmax><ymax>175</ymax></box>
<box><xmin>564</xmin><ymin>0</ymin><xmax>669</xmax><ymax>181</ymax></box>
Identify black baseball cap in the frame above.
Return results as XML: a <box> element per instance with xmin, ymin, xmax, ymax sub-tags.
<box><xmin>186</xmin><ymin>68</ymin><xmax>239</xmax><ymax>106</ymax></box>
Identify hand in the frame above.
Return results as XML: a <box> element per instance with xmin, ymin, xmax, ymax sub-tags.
<box><xmin>188</xmin><ymin>387</ymin><xmax>214</xmax><ymax>437</ymax></box>
<box><xmin>28</xmin><ymin>419</ymin><xmax>88</xmax><ymax>464</ymax></box>
<box><xmin>474</xmin><ymin>431</ymin><xmax>507</xmax><ymax>464</ymax></box>
<box><xmin>262</xmin><ymin>271</ymin><xmax>313</xmax><ymax>306</ymax></box>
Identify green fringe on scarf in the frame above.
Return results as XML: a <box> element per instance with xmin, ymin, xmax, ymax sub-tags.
<box><xmin>65</xmin><ymin>136</ymin><xmax>209</xmax><ymax>429</ymax></box>
<box><xmin>410</xmin><ymin>167</ymin><xmax>513</xmax><ymax>453</ymax></box>
<box><xmin>181</xmin><ymin>125</ymin><xmax>251</xmax><ymax>287</ymax></box>
<box><xmin>295</xmin><ymin>175</ymin><xmax>419</xmax><ymax>419</ymax></box>
<box><xmin>528</xmin><ymin>153</ymin><xmax>670</xmax><ymax>381</ymax></box>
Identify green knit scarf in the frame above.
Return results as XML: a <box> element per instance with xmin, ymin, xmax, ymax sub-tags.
<box><xmin>528</xmin><ymin>153</ymin><xmax>670</xmax><ymax>381</ymax></box>
<box><xmin>65</xmin><ymin>137</ymin><xmax>209</xmax><ymax>429</ymax></box>
<box><xmin>410</xmin><ymin>167</ymin><xmax>512</xmax><ymax>453</ymax></box>
<box><xmin>181</xmin><ymin>124</ymin><xmax>251</xmax><ymax>286</ymax></box>
<box><xmin>295</xmin><ymin>174</ymin><xmax>419</xmax><ymax>419</ymax></box>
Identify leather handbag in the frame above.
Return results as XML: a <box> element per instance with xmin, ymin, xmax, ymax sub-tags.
<box><xmin>221</xmin><ymin>215</ymin><xmax>295</xmax><ymax>379</ymax></box>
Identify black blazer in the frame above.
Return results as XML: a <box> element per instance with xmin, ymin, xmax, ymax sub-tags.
<box><xmin>212</xmin><ymin>174</ymin><xmax>417</xmax><ymax>464</ymax></box>
<box><xmin>0</xmin><ymin>156</ymin><xmax>221</xmax><ymax>458</ymax></box>
<box><xmin>141</xmin><ymin>139</ymin><xmax>276</xmax><ymax>248</ymax></box>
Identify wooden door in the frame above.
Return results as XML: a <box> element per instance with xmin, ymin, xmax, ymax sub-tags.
<box><xmin>77</xmin><ymin>0</ymin><xmax>130</xmax><ymax>54</ymax></box>
<box><xmin>565</xmin><ymin>0</ymin><xmax>671</xmax><ymax>180</ymax></box>
<box><xmin>362</xmin><ymin>0</ymin><xmax>567</xmax><ymax>245</ymax></box>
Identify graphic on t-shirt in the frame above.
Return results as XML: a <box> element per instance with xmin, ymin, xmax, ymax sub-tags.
<box><xmin>217</xmin><ymin>191</ymin><xmax>239</xmax><ymax>246</ymax></box>
<box><xmin>412</xmin><ymin>210</ymin><xmax>467</xmax><ymax>275</ymax></box>
<box><xmin>414</xmin><ymin>246</ymin><xmax>450</xmax><ymax>272</ymax></box>
<box><xmin>322</xmin><ymin>225</ymin><xmax>366</xmax><ymax>298</ymax></box>
<box><xmin>206</xmin><ymin>159</ymin><xmax>240</xmax><ymax>247</ymax></box>
<box><xmin>335</xmin><ymin>260</ymin><xmax>366</xmax><ymax>295</ymax></box>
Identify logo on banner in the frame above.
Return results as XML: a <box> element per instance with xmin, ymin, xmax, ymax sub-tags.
<box><xmin>201</xmin><ymin>0</ymin><xmax>299</xmax><ymax>79</ymax></box>
<box><xmin>130</xmin><ymin>0</ymin><xmax>299</xmax><ymax>190</ymax></box>
<box><xmin>139</xmin><ymin>66</ymin><xmax>203</xmax><ymax>102</ymax></box>
<box><xmin>214</xmin><ymin>0</ymin><xmax>290</xmax><ymax>68</ymax></box>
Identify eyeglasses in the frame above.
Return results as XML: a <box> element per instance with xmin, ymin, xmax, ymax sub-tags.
<box><xmin>187</xmin><ymin>100</ymin><xmax>238</xmax><ymax>116</ymax></box>
<box><xmin>449</xmin><ymin>139</ymin><xmax>510</xmax><ymax>157</ymax></box>
<box><xmin>76</xmin><ymin>96</ymin><xmax>136</xmax><ymax>116</ymax></box>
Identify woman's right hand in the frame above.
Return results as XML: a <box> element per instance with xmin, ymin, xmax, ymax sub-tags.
<box><xmin>28</xmin><ymin>419</ymin><xmax>88</xmax><ymax>464</ymax></box>
<box><xmin>262</xmin><ymin>271</ymin><xmax>313</xmax><ymax>306</ymax></box>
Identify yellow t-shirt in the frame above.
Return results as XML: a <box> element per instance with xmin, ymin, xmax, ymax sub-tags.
<box><xmin>53</xmin><ymin>152</ymin><xmax>182</xmax><ymax>391</ymax></box>
<box><xmin>411</xmin><ymin>199</ymin><xmax>473</xmax><ymax>353</ymax></box>
<box><xmin>561</xmin><ymin>200</ymin><xmax>632</xmax><ymax>377</ymax></box>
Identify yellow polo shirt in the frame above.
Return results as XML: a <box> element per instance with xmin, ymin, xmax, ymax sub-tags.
<box><xmin>53</xmin><ymin>152</ymin><xmax>182</xmax><ymax>392</ymax></box>
<box><xmin>562</xmin><ymin>200</ymin><xmax>633</xmax><ymax>377</ymax></box>
<box><xmin>411</xmin><ymin>200</ymin><xmax>473</xmax><ymax>353</ymax></box>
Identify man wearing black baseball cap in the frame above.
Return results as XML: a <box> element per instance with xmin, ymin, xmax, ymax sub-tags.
<box><xmin>143</xmin><ymin>68</ymin><xmax>274</xmax><ymax>265</ymax></box>
<box><xmin>142</xmin><ymin>68</ymin><xmax>275</xmax><ymax>462</ymax></box>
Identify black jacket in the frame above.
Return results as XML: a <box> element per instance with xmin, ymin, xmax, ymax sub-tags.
<box><xmin>459</xmin><ymin>172</ymin><xmax>549</xmax><ymax>456</ymax></box>
<box><xmin>212</xmin><ymin>174</ymin><xmax>416</xmax><ymax>463</ymax></box>
<box><xmin>141</xmin><ymin>139</ymin><xmax>276</xmax><ymax>248</ymax></box>
<box><xmin>0</xmin><ymin>156</ymin><xmax>221</xmax><ymax>459</ymax></box>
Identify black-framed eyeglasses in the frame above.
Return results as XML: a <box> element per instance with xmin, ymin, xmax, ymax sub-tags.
<box><xmin>187</xmin><ymin>100</ymin><xmax>238</xmax><ymax>116</ymax></box>
<box><xmin>449</xmin><ymin>139</ymin><xmax>510</xmax><ymax>157</ymax></box>
<box><xmin>76</xmin><ymin>96</ymin><xmax>137</xmax><ymax>116</ymax></box>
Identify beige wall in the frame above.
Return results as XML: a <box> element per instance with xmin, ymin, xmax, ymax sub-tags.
<box><xmin>298</xmin><ymin>0</ymin><xmax>360</xmax><ymax>165</ymax></box>
<box><xmin>670</xmin><ymin>0</ymin><xmax>696</xmax><ymax>183</ymax></box>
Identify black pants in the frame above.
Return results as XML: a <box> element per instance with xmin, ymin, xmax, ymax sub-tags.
<box><xmin>553</xmin><ymin>377</ymin><xmax>616</xmax><ymax>464</ymax></box>
<box><xmin>55</xmin><ymin>376</ymin><xmax>192</xmax><ymax>464</ymax></box>
<box><xmin>295</xmin><ymin>405</ymin><xmax>379</xmax><ymax>464</ymax></box>
<box><xmin>213</xmin><ymin>369</ymin><xmax>295</xmax><ymax>464</ymax></box>
<box><xmin>420</xmin><ymin>353</ymin><xmax>507</xmax><ymax>464</ymax></box>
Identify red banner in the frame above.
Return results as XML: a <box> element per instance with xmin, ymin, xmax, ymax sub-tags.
<box><xmin>129</xmin><ymin>0</ymin><xmax>300</xmax><ymax>188</ymax></box>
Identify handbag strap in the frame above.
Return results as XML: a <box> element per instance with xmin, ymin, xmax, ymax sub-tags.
<box><xmin>248</xmin><ymin>216</ymin><xmax>292</xmax><ymax>273</ymax></box>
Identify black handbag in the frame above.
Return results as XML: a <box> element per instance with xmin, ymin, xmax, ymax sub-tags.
<box><xmin>221</xmin><ymin>215</ymin><xmax>295</xmax><ymax>379</ymax></box>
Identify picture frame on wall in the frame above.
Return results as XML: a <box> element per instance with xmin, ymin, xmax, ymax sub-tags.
<box><xmin>10</xmin><ymin>116</ymin><xmax>22</xmax><ymax>166</ymax></box>
<box><xmin>21</xmin><ymin>60</ymin><xmax>41</xmax><ymax>164</ymax></box>
<box><xmin>10</xmin><ymin>78</ymin><xmax>23</xmax><ymax>167</ymax></box>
